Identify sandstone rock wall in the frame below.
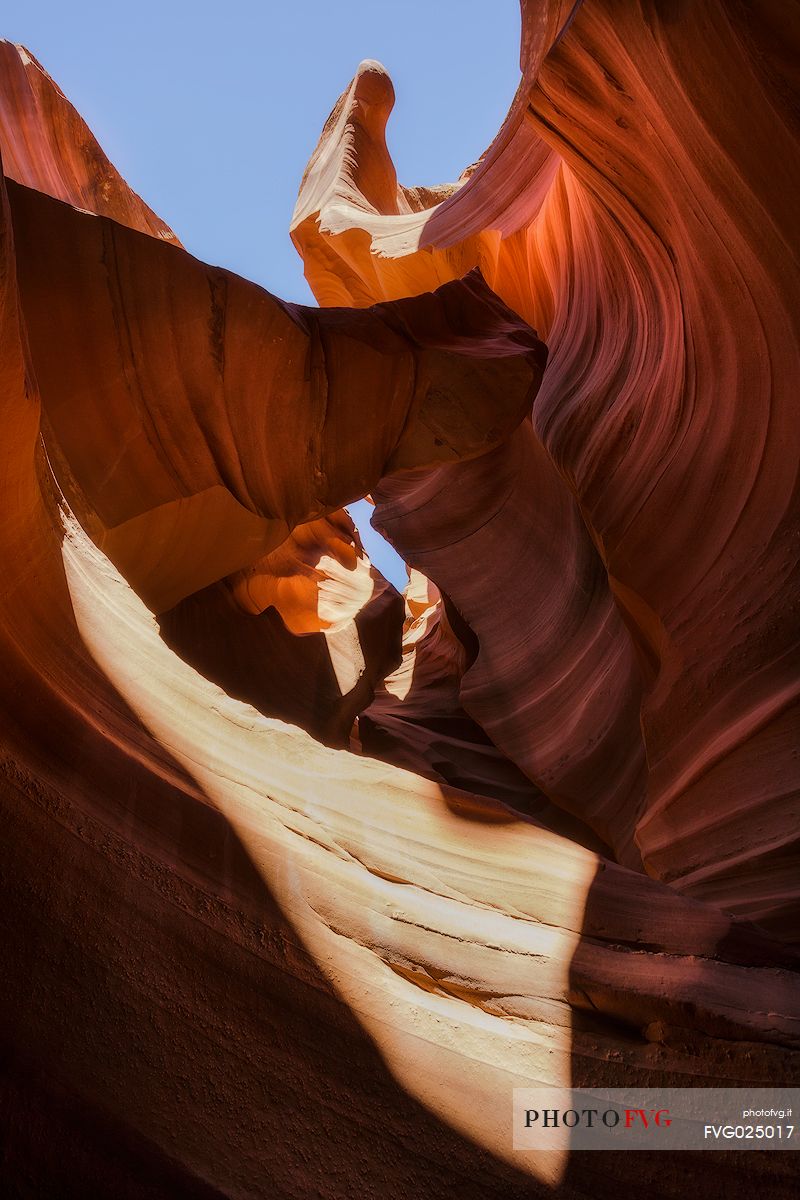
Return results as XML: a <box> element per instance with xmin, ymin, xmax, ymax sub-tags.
<box><xmin>0</xmin><ymin>7</ymin><xmax>798</xmax><ymax>1197</ymax></box>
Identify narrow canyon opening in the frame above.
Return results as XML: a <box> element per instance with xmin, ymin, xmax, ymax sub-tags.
<box><xmin>1</xmin><ymin>7</ymin><xmax>798</xmax><ymax>1198</ymax></box>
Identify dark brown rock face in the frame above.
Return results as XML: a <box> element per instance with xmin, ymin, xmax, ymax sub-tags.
<box><xmin>1</xmin><ymin>7</ymin><xmax>799</xmax><ymax>1197</ymax></box>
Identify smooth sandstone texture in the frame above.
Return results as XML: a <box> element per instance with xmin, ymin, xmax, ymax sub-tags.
<box><xmin>292</xmin><ymin>4</ymin><xmax>800</xmax><ymax>936</ymax></box>
<box><xmin>0</xmin><ymin>40</ymin><xmax>178</xmax><ymax>242</ymax></box>
<box><xmin>0</xmin><ymin>8</ymin><xmax>799</xmax><ymax>1200</ymax></box>
<box><xmin>10</xmin><ymin>176</ymin><xmax>544</xmax><ymax>614</ymax></box>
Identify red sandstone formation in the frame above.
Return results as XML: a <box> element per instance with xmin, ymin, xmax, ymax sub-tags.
<box><xmin>292</xmin><ymin>8</ymin><xmax>800</xmax><ymax>934</ymax></box>
<box><xmin>0</xmin><ymin>40</ymin><xmax>177</xmax><ymax>242</ymax></box>
<box><xmin>1</xmin><ymin>5</ymin><xmax>799</xmax><ymax>1198</ymax></box>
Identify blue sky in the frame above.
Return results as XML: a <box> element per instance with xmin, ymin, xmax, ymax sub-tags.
<box><xmin>4</xmin><ymin>1</ymin><xmax>521</xmax><ymax>587</ymax></box>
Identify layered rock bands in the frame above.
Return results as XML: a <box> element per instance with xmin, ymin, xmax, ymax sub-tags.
<box><xmin>0</xmin><ymin>7</ymin><xmax>798</xmax><ymax>1198</ymax></box>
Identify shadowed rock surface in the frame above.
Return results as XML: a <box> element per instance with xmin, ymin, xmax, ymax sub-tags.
<box><xmin>1</xmin><ymin>5</ymin><xmax>799</xmax><ymax>1197</ymax></box>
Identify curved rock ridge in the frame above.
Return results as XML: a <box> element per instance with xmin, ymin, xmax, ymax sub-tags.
<box><xmin>10</xmin><ymin>175</ymin><xmax>545</xmax><ymax>614</ymax></box>
<box><xmin>160</xmin><ymin>508</ymin><xmax>406</xmax><ymax>749</ymax></box>
<box><xmin>371</xmin><ymin>426</ymin><xmax>648</xmax><ymax>867</ymax></box>
<box><xmin>293</xmin><ymin>2</ymin><xmax>800</xmax><ymax>937</ymax></box>
<box><xmin>0</xmin><ymin>39</ymin><xmax>178</xmax><ymax>242</ymax></box>
<box><xmin>358</xmin><ymin>566</ymin><xmax>549</xmax><ymax>812</ymax></box>
<box><xmin>0</xmin><ymin>9</ymin><xmax>799</xmax><ymax>1200</ymax></box>
<box><xmin>358</xmin><ymin>565</ymin><xmax>615</xmax><ymax>854</ymax></box>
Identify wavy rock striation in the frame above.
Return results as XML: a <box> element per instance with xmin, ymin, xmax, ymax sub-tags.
<box><xmin>293</xmin><ymin>4</ymin><xmax>800</xmax><ymax>935</ymax></box>
<box><xmin>1</xmin><ymin>8</ymin><xmax>799</xmax><ymax>1199</ymax></box>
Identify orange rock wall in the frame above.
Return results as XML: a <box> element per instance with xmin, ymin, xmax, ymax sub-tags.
<box><xmin>0</xmin><ymin>7</ymin><xmax>798</xmax><ymax>1198</ymax></box>
<box><xmin>293</xmin><ymin>2</ymin><xmax>800</xmax><ymax>935</ymax></box>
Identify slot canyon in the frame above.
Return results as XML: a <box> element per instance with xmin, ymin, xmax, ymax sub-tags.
<box><xmin>0</xmin><ymin>3</ymin><xmax>798</xmax><ymax>1197</ymax></box>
